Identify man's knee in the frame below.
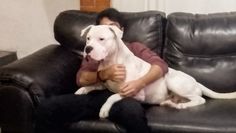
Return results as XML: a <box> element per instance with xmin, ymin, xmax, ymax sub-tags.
<box><xmin>108</xmin><ymin>97</ymin><xmax>150</xmax><ymax>133</ymax></box>
<box><xmin>35</xmin><ymin>100</ymin><xmax>56</xmax><ymax>122</ymax></box>
<box><xmin>109</xmin><ymin>97</ymin><xmax>145</xmax><ymax>119</ymax></box>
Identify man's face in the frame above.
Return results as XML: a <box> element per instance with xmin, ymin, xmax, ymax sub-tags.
<box><xmin>99</xmin><ymin>17</ymin><xmax>122</xmax><ymax>30</ymax></box>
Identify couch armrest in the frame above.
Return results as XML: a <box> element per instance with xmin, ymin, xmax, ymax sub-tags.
<box><xmin>0</xmin><ymin>85</ymin><xmax>34</xmax><ymax>133</ymax></box>
<box><xmin>0</xmin><ymin>44</ymin><xmax>82</xmax><ymax>104</ymax></box>
<box><xmin>0</xmin><ymin>44</ymin><xmax>82</xmax><ymax>133</ymax></box>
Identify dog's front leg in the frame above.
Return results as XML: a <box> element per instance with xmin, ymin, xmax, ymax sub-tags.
<box><xmin>99</xmin><ymin>94</ymin><xmax>123</xmax><ymax>118</ymax></box>
<box><xmin>75</xmin><ymin>85</ymin><xmax>105</xmax><ymax>95</ymax></box>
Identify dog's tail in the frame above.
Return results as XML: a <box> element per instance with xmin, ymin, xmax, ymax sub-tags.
<box><xmin>199</xmin><ymin>83</ymin><xmax>236</xmax><ymax>99</ymax></box>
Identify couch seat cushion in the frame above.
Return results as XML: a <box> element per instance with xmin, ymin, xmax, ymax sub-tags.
<box><xmin>69</xmin><ymin>99</ymin><xmax>236</xmax><ymax>133</ymax></box>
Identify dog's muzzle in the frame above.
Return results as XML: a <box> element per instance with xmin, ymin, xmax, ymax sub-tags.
<box><xmin>85</xmin><ymin>46</ymin><xmax>93</xmax><ymax>54</ymax></box>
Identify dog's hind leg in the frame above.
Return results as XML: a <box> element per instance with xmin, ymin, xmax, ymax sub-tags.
<box><xmin>99</xmin><ymin>94</ymin><xmax>123</xmax><ymax>118</ymax></box>
<box><xmin>160</xmin><ymin>99</ymin><xmax>179</xmax><ymax>108</ymax></box>
<box><xmin>175</xmin><ymin>95</ymin><xmax>206</xmax><ymax>109</ymax></box>
<box><xmin>166</xmin><ymin>82</ymin><xmax>206</xmax><ymax>109</ymax></box>
<box><xmin>161</xmin><ymin>95</ymin><xmax>205</xmax><ymax>109</ymax></box>
<box><xmin>165</xmin><ymin>69</ymin><xmax>206</xmax><ymax>109</ymax></box>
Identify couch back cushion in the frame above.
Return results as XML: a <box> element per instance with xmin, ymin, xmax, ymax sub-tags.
<box><xmin>164</xmin><ymin>12</ymin><xmax>236</xmax><ymax>92</ymax></box>
<box><xmin>54</xmin><ymin>10</ymin><xmax>166</xmax><ymax>55</ymax></box>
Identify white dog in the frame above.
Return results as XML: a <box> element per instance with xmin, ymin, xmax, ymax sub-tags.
<box><xmin>75</xmin><ymin>25</ymin><xmax>236</xmax><ymax>118</ymax></box>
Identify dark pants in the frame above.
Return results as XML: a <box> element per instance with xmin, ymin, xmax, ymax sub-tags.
<box><xmin>34</xmin><ymin>90</ymin><xmax>150</xmax><ymax>133</ymax></box>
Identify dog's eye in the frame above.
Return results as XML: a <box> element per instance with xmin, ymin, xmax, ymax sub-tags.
<box><xmin>87</xmin><ymin>37</ymin><xmax>90</xmax><ymax>41</ymax></box>
<box><xmin>99</xmin><ymin>38</ymin><xmax>104</xmax><ymax>41</ymax></box>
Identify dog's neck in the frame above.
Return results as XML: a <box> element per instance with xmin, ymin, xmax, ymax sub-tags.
<box><xmin>116</xmin><ymin>40</ymin><xmax>134</xmax><ymax>64</ymax></box>
<box><xmin>99</xmin><ymin>39</ymin><xmax>134</xmax><ymax>70</ymax></box>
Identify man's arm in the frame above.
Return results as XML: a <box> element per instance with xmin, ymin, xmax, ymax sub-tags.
<box><xmin>119</xmin><ymin>42</ymin><xmax>168</xmax><ymax>97</ymax></box>
<box><xmin>119</xmin><ymin>65</ymin><xmax>163</xmax><ymax>97</ymax></box>
<box><xmin>77</xmin><ymin>63</ymin><xmax>126</xmax><ymax>86</ymax></box>
<box><xmin>76</xmin><ymin>58</ymin><xmax>100</xmax><ymax>86</ymax></box>
<box><xmin>77</xmin><ymin>71</ymin><xmax>98</xmax><ymax>86</ymax></box>
<box><xmin>138</xmin><ymin>65</ymin><xmax>163</xmax><ymax>86</ymax></box>
<box><xmin>77</xmin><ymin>42</ymin><xmax>168</xmax><ymax>97</ymax></box>
<box><xmin>78</xmin><ymin>62</ymin><xmax>164</xmax><ymax>97</ymax></box>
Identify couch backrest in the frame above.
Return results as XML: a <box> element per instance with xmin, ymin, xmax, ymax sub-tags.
<box><xmin>54</xmin><ymin>10</ymin><xmax>166</xmax><ymax>55</ymax></box>
<box><xmin>164</xmin><ymin>12</ymin><xmax>236</xmax><ymax>92</ymax></box>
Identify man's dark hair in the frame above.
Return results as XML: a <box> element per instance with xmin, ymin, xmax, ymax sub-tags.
<box><xmin>96</xmin><ymin>8</ymin><xmax>125</xmax><ymax>28</ymax></box>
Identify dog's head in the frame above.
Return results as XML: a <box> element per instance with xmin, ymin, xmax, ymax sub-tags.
<box><xmin>81</xmin><ymin>25</ymin><xmax>123</xmax><ymax>61</ymax></box>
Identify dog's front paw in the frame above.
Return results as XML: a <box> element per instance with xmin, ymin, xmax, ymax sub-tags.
<box><xmin>99</xmin><ymin>103</ymin><xmax>111</xmax><ymax>118</ymax></box>
<box><xmin>74</xmin><ymin>87</ymin><xmax>90</xmax><ymax>95</ymax></box>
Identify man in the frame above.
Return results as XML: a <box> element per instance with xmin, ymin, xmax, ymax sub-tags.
<box><xmin>35</xmin><ymin>8</ymin><xmax>168</xmax><ymax>133</ymax></box>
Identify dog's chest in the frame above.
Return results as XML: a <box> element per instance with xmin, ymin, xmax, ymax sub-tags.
<box><xmin>104</xmin><ymin>80</ymin><xmax>120</xmax><ymax>93</ymax></box>
<box><xmin>125</xmin><ymin>57</ymin><xmax>151</xmax><ymax>81</ymax></box>
<box><xmin>98</xmin><ymin>55</ymin><xmax>151</xmax><ymax>93</ymax></box>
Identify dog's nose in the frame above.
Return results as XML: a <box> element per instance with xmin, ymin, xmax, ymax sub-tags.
<box><xmin>85</xmin><ymin>46</ymin><xmax>93</xmax><ymax>54</ymax></box>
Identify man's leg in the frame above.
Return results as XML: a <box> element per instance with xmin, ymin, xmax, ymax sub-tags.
<box><xmin>108</xmin><ymin>97</ymin><xmax>151</xmax><ymax>133</ymax></box>
<box><xmin>34</xmin><ymin>90</ymin><xmax>113</xmax><ymax>133</ymax></box>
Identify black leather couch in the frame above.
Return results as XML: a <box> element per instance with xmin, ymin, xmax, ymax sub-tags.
<box><xmin>1</xmin><ymin>10</ymin><xmax>236</xmax><ymax>133</ymax></box>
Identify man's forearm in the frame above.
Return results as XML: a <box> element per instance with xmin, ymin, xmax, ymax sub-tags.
<box><xmin>119</xmin><ymin>65</ymin><xmax>163</xmax><ymax>97</ymax></box>
<box><xmin>79</xmin><ymin>71</ymin><xmax>98</xmax><ymax>86</ymax></box>
<box><xmin>138</xmin><ymin>65</ymin><xmax>163</xmax><ymax>87</ymax></box>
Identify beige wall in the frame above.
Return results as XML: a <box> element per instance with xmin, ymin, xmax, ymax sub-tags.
<box><xmin>2</xmin><ymin>0</ymin><xmax>236</xmax><ymax>58</ymax></box>
<box><xmin>159</xmin><ymin>0</ymin><xmax>236</xmax><ymax>14</ymax></box>
<box><xmin>112</xmin><ymin>0</ymin><xmax>236</xmax><ymax>14</ymax></box>
<box><xmin>0</xmin><ymin>0</ymin><xmax>79</xmax><ymax>58</ymax></box>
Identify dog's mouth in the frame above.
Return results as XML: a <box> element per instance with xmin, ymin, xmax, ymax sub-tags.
<box><xmin>83</xmin><ymin>44</ymin><xmax>108</xmax><ymax>61</ymax></box>
<box><xmin>85</xmin><ymin>54</ymin><xmax>104</xmax><ymax>62</ymax></box>
<box><xmin>85</xmin><ymin>55</ymin><xmax>90</xmax><ymax>61</ymax></box>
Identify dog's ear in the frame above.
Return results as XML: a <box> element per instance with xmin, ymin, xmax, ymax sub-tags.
<box><xmin>108</xmin><ymin>26</ymin><xmax>123</xmax><ymax>39</ymax></box>
<box><xmin>81</xmin><ymin>25</ymin><xmax>94</xmax><ymax>37</ymax></box>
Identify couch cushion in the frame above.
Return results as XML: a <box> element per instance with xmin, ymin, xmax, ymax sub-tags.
<box><xmin>69</xmin><ymin>99</ymin><xmax>236</xmax><ymax>133</ymax></box>
<box><xmin>147</xmin><ymin>100</ymin><xmax>236</xmax><ymax>133</ymax></box>
<box><xmin>54</xmin><ymin>10</ymin><xmax>166</xmax><ymax>55</ymax></box>
<box><xmin>164</xmin><ymin>12</ymin><xmax>236</xmax><ymax>92</ymax></box>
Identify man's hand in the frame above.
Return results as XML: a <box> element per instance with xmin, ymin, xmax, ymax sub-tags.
<box><xmin>99</xmin><ymin>64</ymin><xmax>126</xmax><ymax>82</ymax></box>
<box><xmin>119</xmin><ymin>65</ymin><xmax>163</xmax><ymax>97</ymax></box>
<box><xmin>119</xmin><ymin>79</ymin><xmax>146</xmax><ymax>97</ymax></box>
